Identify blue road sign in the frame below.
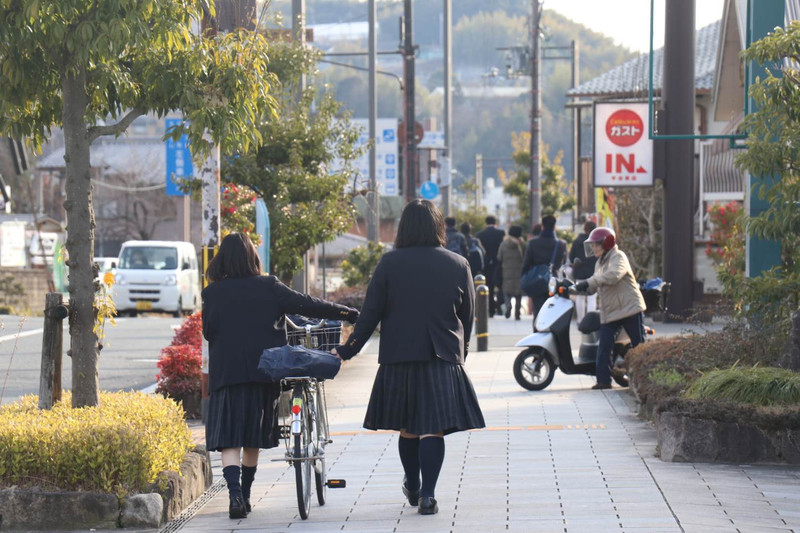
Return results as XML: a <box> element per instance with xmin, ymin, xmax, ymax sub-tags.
<box><xmin>420</xmin><ymin>181</ymin><xmax>439</xmax><ymax>200</ymax></box>
<box><xmin>165</xmin><ymin>118</ymin><xmax>193</xmax><ymax>196</ymax></box>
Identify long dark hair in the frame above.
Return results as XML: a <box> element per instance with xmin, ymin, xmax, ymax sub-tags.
<box><xmin>206</xmin><ymin>232</ymin><xmax>262</xmax><ymax>283</ymax></box>
<box><xmin>394</xmin><ymin>199</ymin><xmax>446</xmax><ymax>248</ymax></box>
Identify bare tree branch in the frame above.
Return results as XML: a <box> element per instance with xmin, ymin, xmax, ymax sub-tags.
<box><xmin>88</xmin><ymin>106</ymin><xmax>147</xmax><ymax>142</ymax></box>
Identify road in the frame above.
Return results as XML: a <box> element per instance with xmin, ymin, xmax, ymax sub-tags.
<box><xmin>0</xmin><ymin>314</ymin><xmax>181</xmax><ymax>405</ymax></box>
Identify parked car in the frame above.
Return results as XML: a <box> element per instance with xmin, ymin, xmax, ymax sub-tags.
<box><xmin>112</xmin><ymin>241</ymin><xmax>200</xmax><ymax>317</ymax></box>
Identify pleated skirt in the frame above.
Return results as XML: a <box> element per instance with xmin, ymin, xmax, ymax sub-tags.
<box><xmin>364</xmin><ymin>356</ymin><xmax>486</xmax><ymax>436</ymax></box>
<box><xmin>205</xmin><ymin>382</ymin><xmax>282</xmax><ymax>451</ymax></box>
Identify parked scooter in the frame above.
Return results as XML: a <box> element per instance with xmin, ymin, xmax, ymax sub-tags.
<box><xmin>512</xmin><ymin>277</ymin><xmax>652</xmax><ymax>391</ymax></box>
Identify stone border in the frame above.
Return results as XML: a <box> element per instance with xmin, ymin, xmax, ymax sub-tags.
<box><xmin>0</xmin><ymin>445</ymin><xmax>212</xmax><ymax>531</ymax></box>
<box><xmin>656</xmin><ymin>411</ymin><xmax>800</xmax><ymax>463</ymax></box>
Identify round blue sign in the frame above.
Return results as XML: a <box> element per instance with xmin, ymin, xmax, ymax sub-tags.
<box><xmin>420</xmin><ymin>181</ymin><xmax>439</xmax><ymax>200</ymax></box>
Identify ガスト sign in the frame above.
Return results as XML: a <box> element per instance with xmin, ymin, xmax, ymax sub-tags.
<box><xmin>594</xmin><ymin>102</ymin><xmax>652</xmax><ymax>187</ymax></box>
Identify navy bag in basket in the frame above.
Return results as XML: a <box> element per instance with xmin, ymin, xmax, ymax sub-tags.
<box><xmin>258</xmin><ymin>344</ymin><xmax>342</xmax><ymax>381</ymax></box>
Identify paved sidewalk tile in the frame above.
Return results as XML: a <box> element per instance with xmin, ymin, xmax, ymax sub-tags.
<box><xmin>166</xmin><ymin>320</ymin><xmax>800</xmax><ymax>533</ymax></box>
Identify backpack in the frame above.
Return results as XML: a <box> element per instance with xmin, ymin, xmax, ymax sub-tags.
<box><xmin>467</xmin><ymin>238</ymin><xmax>485</xmax><ymax>274</ymax></box>
<box><xmin>446</xmin><ymin>233</ymin><xmax>465</xmax><ymax>255</ymax></box>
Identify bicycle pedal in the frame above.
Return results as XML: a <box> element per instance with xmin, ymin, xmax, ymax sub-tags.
<box><xmin>326</xmin><ymin>479</ymin><xmax>346</xmax><ymax>488</ymax></box>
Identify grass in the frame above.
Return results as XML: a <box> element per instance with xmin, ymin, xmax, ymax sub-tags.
<box><xmin>684</xmin><ymin>366</ymin><xmax>800</xmax><ymax>407</ymax></box>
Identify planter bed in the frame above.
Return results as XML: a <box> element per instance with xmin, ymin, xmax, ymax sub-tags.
<box><xmin>0</xmin><ymin>445</ymin><xmax>212</xmax><ymax>531</ymax></box>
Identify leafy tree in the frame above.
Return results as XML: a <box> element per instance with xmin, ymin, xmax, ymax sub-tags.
<box><xmin>732</xmin><ymin>20</ymin><xmax>800</xmax><ymax>326</ymax></box>
<box><xmin>503</xmin><ymin>132</ymin><xmax>574</xmax><ymax>228</ymax></box>
<box><xmin>0</xmin><ymin>1</ymin><xmax>275</xmax><ymax>407</ymax></box>
<box><xmin>341</xmin><ymin>241</ymin><xmax>386</xmax><ymax>288</ymax></box>
<box><xmin>225</xmin><ymin>41</ymin><xmax>363</xmax><ymax>282</ymax></box>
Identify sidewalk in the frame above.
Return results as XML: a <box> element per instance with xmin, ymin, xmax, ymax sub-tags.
<box><xmin>170</xmin><ymin>316</ymin><xmax>800</xmax><ymax>533</ymax></box>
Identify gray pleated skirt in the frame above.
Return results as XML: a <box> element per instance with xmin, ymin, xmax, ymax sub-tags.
<box><xmin>205</xmin><ymin>382</ymin><xmax>282</xmax><ymax>451</ymax></box>
<box><xmin>364</xmin><ymin>356</ymin><xmax>485</xmax><ymax>435</ymax></box>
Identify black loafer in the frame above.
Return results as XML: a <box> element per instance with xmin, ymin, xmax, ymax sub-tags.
<box><xmin>591</xmin><ymin>382</ymin><xmax>612</xmax><ymax>390</ymax></box>
<box><xmin>402</xmin><ymin>477</ymin><xmax>419</xmax><ymax>506</ymax></box>
<box><xmin>229</xmin><ymin>496</ymin><xmax>247</xmax><ymax>519</ymax></box>
<box><xmin>418</xmin><ymin>496</ymin><xmax>438</xmax><ymax>515</ymax></box>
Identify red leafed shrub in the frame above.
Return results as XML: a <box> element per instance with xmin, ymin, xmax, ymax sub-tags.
<box><xmin>171</xmin><ymin>311</ymin><xmax>202</xmax><ymax>349</ymax></box>
<box><xmin>156</xmin><ymin>344</ymin><xmax>202</xmax><ymax>397</ymax></box>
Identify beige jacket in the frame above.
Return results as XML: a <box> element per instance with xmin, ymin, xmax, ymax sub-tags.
<box><xmin>585</xmin><ymin>246</ymin><xmax>646</xmax><ymax>324</ymax></box>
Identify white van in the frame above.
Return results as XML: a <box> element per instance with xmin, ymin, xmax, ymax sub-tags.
<box><xmin>112</xmin><ymin>241</ymin><xmax>200</xmax><ymax>317</ymax></box>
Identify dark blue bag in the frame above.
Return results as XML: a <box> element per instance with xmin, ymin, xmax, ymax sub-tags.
<box><xmin>520</xmin><ymin>241</ymin><xmax>561</xmax><ymax>297</ymax></box>
<box><xmin>258</xmin><ymin>344</ymin><xmax>342</xmax><ymax>381</ymax></box>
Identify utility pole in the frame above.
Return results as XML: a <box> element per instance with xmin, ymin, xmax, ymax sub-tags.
<box><xmin>442</xmin><ymin>0</ymin><xmax>453</xmax><ymax>216</ymax></box>
<box><xmin>662</xmin><ymin>0</ymin><xmax>695</xmax><ymax>320</ymax></box>
<box><xmin>475</xmin><ymin>153</ymin><xmax>483</xmax><ymax>208</ymax></box>
<box><xmin>529</xmin><ymin>0</ymin><xmax>542</xmax><ymax>230</ymax></box>
<box><xmin>367</xmin><ymin>0</ymin><xmax>379</xmax><ymax>242</ymax></box>
<box><xmin>291</xmin><ymin>0</ymin><xmax>310</xmax><ymax>292</ymax></box>
<box><xmin>402</xmin><ymin>0</ymin><xmax>417</xmax><ymax>203</ymax></box>
<box><xmin>571</xmin><ymin>40</ymin><xmax>580</xmax><ymax>220</ymax></box>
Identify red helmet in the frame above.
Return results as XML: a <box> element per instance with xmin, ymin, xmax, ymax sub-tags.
<box><xmin>584</xmin><ymin>227</ymin><xmax>616</xmax><ymax>256</ymax></box>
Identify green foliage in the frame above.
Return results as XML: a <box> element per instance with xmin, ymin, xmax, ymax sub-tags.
<box><xmin>503</xmin><ymin>132</ymin><xmax>575</xmax><ymax>227</ymax></box>
<box><xmin>225</xmin><ymin>42</ymin><xmax>362</xmax><ymax>281</ymax></box>
<box><xmin>685</xmin><ymin>366</ymin><xmax>800</xmax><ymax>407</ymax></box>
<box><xmin>453</xmin><ymin>206</ymin><xmax>489</xmax><ymax>235</ymax></box>
<box><xmin>0</xmin><ymin>275</ymin><xmax>25</xmax><ymax>312</ymax></box>
<box><xmin>221</xmin><ymin>182</ymin><xmax>260</xmax><ymax>246</ymax></box>
<box><xmin>648</xmin><ymin>365</ymin><xmax>688</xmax><ymax>389</ymax></box>
<box><xmin>0</xmin><ymin>392</ymin><xmax>193</xmax><ymax>494</ymax></box>
<box><xmin>341</xmin><ymin>242</ymin><xmax>386</xmax><ymax>288</ymax></box>
<box><xmin>732</xmin><ymin>21</ymin><xmax>800</xmax><ymax>322</ymax></box>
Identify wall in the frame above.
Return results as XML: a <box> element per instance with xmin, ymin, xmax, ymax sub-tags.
<box><xmin>0</xmin><ymin>267</ymin><xmax>53</xmax><ymax>315</ymax></box>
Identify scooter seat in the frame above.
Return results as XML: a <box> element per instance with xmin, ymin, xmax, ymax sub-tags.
<box><xmin>578</xmin><ymin>311</ymin><xmax>601</xmax><ymax>334</ymax></box>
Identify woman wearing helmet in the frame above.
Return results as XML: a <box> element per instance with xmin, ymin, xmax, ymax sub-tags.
<box><xmin>573</xmin><ymin>227</ymin><xmax>646</xmax><ymax>390</ymax></box>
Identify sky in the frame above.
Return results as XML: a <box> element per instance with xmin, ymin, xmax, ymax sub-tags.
<box><xmin>546</xmin><ymin>0</ymin><xmax>726</xmax><ymax>52</ymax></box>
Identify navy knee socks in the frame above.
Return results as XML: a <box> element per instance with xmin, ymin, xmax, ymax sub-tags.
<box><xmin>223</xmin><ymin>465</ymin><xmax>242</xmax><ymax>500</ymax></box>
<box><xmin>241</xmin><ymin>465</ymin><xmax>257</xmax><ymax>502</ymax></box>
<box><xmin>398</xmin><ymin>436</ymin><xmax>420</xmax><ymax>491</ymax></box>
<box><xmin>419</xmin><ymin>436</ymin><xmax>445</xmax><ymax>498</ymax></box>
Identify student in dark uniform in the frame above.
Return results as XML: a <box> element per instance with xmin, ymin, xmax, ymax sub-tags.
<box><xmin>476</xmin><ymin>216</ymin><xmax>505</xmax><ymax>315</ymax></box>
<box><xmin>333</xmin><ymin>199</ymin><xmax>485</xmax><ymax>516</ymax></box>
<box><xmin>202</xmin><ymin>233</ymin><xmax>358</xmax><ymax>519</ymax></box>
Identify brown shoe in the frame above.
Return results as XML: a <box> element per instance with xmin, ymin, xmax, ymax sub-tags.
<box><xmin>591</xmin><ymin>382</ymin><xmax>611</xmax><ymax>390</ymax></box>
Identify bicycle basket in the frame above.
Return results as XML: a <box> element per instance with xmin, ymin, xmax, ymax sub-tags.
<box><xmin>285</xmin><ymin>315</ymin><xmax>343</xmax><ymax>352</ymax></box>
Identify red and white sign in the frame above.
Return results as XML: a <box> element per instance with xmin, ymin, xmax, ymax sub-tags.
<box><xmin>594</xmin><ymin>102</ymin><xmax>653</xmax><ymax>187</ymax></box>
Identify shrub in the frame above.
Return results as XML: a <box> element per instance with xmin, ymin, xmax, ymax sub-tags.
<box><xmin>685</xmin><ymin>366</ymin><xmax>800</xmax><ymax>407</ymax></box>
<box><xmin>171</xmin><ymin>311</ymin><xmax>202</xmax><ymax>348</ymax></box>
<box><xmin>0</xmin><ymin>274</ymin><xmax>24</xmax><ymax>312</ymax></box>
<box><xmin>0</xmin><ymin>391</ymin><xmax>192</xmax><ymax>494</ymax></box>
<box><xmin>324</xmin><ymin>285</ymin><xmax>367</xmax><ymax>310</ymax></box>
<box><xmin>155</xmin><ymin>344</ymin><xmax>202</xmax><ymax>397</ymax></box>
<box><xmin>341</xmin><ymin>242</ymin><xmax>385</xmax><ymax>288</ymax></box>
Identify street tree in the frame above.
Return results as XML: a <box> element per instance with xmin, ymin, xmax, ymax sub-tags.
<box><xmin>0</xmin><ymin>1</ymin><xmax>276</xmax><ymax>407</ymax></box>
<box><xmin>734</xmin><ymin>21</ymin><xmax>800</xmax><ymax>361</ymax></box>
<box><xmin>503</xmin><ymin>132</ymin><xmax>574</xmax><ymax>228</ymax></box>
<box><xmin>224</xmin><ymin>41</ymin><xmax>362</xmax><ymax>282</ymax></box>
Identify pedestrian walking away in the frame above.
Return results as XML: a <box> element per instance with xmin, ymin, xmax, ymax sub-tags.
<box><xmin>572</xmin><ymin>227</ymin><xmax>646</xmax><ymax>390</ymax></box>
<box><xmin>334</xmin><ymin>199</ymin><xmax>486</xmax><ymax>516</ymax></box>
<box><xmin>460</xmin><ymin>221</ymin><xmax>486</xmax><ymax>276</ymax></box>
<box><xmin>476</xmin><ymin>215</ymin><xmax>505</xmax><ymax>315</ymax></box>
<box><xmin>201</xmin><ymin>232</ymin><xmax>359</xmax><ymax>519</ymax></box>
<box><xmin>522</xmin><ymin>215</ymin><xmax>566</xmax><ymax>323</ymax></box>
<box><xmin>497</xmin><ymin>225</ymin><xmax>525</xmax><ymax>320</ymax></box>
<box><xmin>569</xmin><ymin>220</ymin><xmax>598</xmax><ymax>323</ymax></box>
<box><xmin>444</xmin><ymin>216</ymin><xmax>469</xmax><ymax>257</ymax></box>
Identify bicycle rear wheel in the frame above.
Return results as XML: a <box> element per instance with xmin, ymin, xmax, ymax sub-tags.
<box><xmin>292</xmin><ymin>384</ymin><xmax>312</xmax><ymax>519</ymax></box>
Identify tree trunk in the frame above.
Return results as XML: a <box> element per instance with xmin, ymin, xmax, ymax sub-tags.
<box><xmin>62</xmin><ymin>68</ymin><xmax>100</xmax><ymax>408</ymax></box>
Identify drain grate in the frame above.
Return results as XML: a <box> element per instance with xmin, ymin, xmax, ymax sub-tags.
<box><xmin>159</xmin><ymin>478</ymin><xmax>226</xmax><ymax>533</ymax></box>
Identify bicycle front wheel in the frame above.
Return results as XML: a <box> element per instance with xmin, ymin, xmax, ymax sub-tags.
<box><xmin>313</xmin><ymin>383</ymin><xmax>329</xmax><ymax>505</ymax></box>
<box><xmin>292</xmin><ymin>384</ymin><xmax>312</xmax><ymax>519</ymax></box>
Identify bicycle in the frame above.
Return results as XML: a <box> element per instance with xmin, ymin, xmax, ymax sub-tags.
<box><xmin>275</xmin><ymin>316</ymin><xmax>346</xmax><ymax>519</ymax></box>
